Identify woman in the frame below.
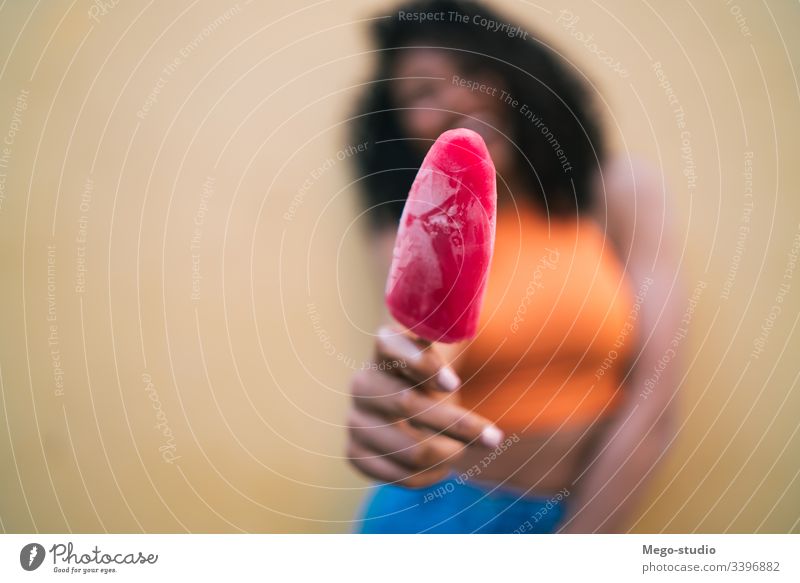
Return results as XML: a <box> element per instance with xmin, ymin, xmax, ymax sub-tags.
<box><xmin>346</xmin><ymin>0</ymin><xmax>684</xmax><ymax>533</ymax></box>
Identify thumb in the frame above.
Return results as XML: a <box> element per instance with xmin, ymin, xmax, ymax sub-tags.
<box><xmin>374</xmin><ymin>325</ymin><xmax>461</xmax><ymax>393</ymax></box>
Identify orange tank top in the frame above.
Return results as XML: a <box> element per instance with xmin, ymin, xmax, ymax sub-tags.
<box><xmin>459</xmin><ymin>197</ymin><xmax>640</xmax><ymax>433</ymax></box>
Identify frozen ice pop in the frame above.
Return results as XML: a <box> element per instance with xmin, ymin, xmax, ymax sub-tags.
<box><xmin>385</xmin><ymin>128</ymin><xmax>497</xmax><ymax>343</ymax></box>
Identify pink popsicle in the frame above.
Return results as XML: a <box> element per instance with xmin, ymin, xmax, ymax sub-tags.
<box><xmin>385</xmin><ymin>128</ymin><xmax>497</xmax><ymax>343</ymax></box>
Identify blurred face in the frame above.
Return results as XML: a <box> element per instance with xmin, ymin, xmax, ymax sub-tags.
<box><xmin>390</xmin><ymin>48</ymin><xmax>517</xmax><ymax>178</ymax></box>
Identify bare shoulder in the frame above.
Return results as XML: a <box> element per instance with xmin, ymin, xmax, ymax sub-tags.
<box><xmin>604</xmin><ymin>155</ymin><xmax>664</xmax><ymax>202</ymax></box>
<box><xmin>589</xmin><ymin>155</ymin><xmax>674</xmax><ymax>261</ymax></box>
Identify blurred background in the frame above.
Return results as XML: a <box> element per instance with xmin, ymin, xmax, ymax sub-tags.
<box><xmin>0</xmin><ymin>0</ymin><xmax>798</xmax><ymax>533</ymax></box>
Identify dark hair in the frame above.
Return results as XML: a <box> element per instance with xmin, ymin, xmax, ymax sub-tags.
<box><xmin>350</xmin><ymin>0</ymin><xmax>604</xmax><ymax>229</ymax></box>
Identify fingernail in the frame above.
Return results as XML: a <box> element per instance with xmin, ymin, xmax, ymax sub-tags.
<box><xmin>480</xmin><ymin>425</ymin><xmax>504</xmax><ymax>448</ymax></box>
<box><xmin>437</xmin><ymin>366</ymin><xmax>460</xmax><ymax>392</ymax></box>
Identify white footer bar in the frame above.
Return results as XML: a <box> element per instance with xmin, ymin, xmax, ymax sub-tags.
<box><xmin>1</xmin><ymin>534</ymin><xmax>797</xmax><ymax>582</ymax></box>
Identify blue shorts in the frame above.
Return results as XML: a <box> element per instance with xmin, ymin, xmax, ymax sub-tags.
<box><xmin>354</xmin><ymin>473</ymin><xmax>568</xmax><ymax>534</ymax></box>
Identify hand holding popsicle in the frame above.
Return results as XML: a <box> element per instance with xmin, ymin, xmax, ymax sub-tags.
<box><xmin>347</xmin><ymin>129</ymin><xmax>501</xmax><ymax>488</ymax></box>
<box><xmin>347</xmin><ymin>326</ymin><xmax>504</xmax><ymax>488</ymax></box>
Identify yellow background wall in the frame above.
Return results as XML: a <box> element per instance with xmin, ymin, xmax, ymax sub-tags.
<box><xmin>0</xmin><ymin>0</ymin><xmax>797</xmax><ymax>532</ymax></box>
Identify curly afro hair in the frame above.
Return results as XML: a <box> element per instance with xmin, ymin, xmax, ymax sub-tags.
<box><xmin>350</xmin><ymin>0</ymin><xmax>605</xmax><ymax>229</ymax></box>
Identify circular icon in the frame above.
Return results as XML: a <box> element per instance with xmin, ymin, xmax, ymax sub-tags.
<box><xmin>20</xmin><ymin>543</ymin><xmax>45</xmax><ymax>571</ymax></box>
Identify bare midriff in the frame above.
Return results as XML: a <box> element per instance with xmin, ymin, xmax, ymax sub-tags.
<box><xmin>453</xmin><ymin>196</ymin><xmax>640</xmax><ymax>495</ymax></box>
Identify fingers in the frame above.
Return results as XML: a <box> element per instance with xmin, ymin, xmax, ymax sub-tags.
<box><xmin>348</xmin><ymin>407</ymin><xmax>464</xmax><ymax>471</ymax></box>
<box><xmin>351</xmin><ymin>368</ymin><xmax>503</xmax><ymax>448</ymax></box>
<box><xmin>346</xmin><ymin>325</ymin><xmax>503</xmax><ymax>487</ymax></box>
<box><xmin>347</xmin><ymin>439</ymin><xmax>451</xmax><ymax>489</ymax></box>
<box><xmin>375</xmin><ymin>325</ymin><xmax>461</xmax><ymax>392</ymax></box>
